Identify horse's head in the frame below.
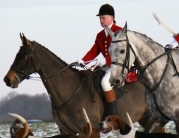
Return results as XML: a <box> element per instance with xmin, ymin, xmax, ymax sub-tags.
<box><xmin>107</xmin><ymin>22</ymin><xmax>136</xmax><ymax>87</ymax></box>
<box><xmin>4</xmin><ymin>33</ymin><xmax>37</xmax><ymax>88</ymax></box>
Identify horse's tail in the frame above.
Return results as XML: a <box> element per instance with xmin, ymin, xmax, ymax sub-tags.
<box><xmin>83</xmin><ymin>108</ymin><xmax>92</xmax><ymax>137</ymax></box>
<box><xmin>9</xmin><ymin>113</ymin><xmax>33</xmax><ymax>138</ymax></box>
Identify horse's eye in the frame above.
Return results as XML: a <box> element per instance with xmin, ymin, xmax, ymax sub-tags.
<box><xmin>21</xmin><ymin>56</ymin><xmax>25</xmax><ymax>59</ymax></box>
<box><xmin>19</xmin><ymin>52</ymin><xmax>26</xmax><ymax>59</ymax></box>
<box><xmin>19</xmin><ymin>49</ymin><xmax>28</xmax><ymax>59</ymax></box>
<box><xmin>120</xmin><ymin>49</ymin><xmax>125</xmax><ymax>54</ymax></box>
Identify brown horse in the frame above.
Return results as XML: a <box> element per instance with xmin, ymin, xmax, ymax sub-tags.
<box><xmin>3</xmin><ymin>34</ymin><xmax>161</xmax><ymax>137</ymax></box>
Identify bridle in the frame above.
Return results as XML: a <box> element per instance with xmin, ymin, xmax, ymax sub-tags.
<box><xmin>10</xmin><ymin>41</ymin><xmax>94</xmax><ymax>133</ymax></box>
<box><xmin>10</xmin><ymin>42</ymin><xmax>78</xmax><ymax>82</ymax></box>
<box><xmin>110</xmin><ymin>33</ymin><xmax>177</xmax><ymax>92</ymax></box>
<box><xmin>11</xmin><ymin>42</ymin><xmax>37</xmax><ymax>82</ymax></box>
<box><xmin>110</xmin><ymin>33</ymin><xmax>179</xmax><ymax>120</ymax></box>
<box><xmin>111</xmin><ymin>34</ymin><xmax>136</xmax><ymax>78</ymax></box>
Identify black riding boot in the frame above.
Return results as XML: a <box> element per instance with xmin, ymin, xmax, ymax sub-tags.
<box><xmin>107</xmin><ymin>100</ymin><xmax>117</xmax><ymax>115</ymax></box>
<box><xmin>104</xmin><ymin>89</ymin><xmax>117</xmax><ymax>115</ymax></box>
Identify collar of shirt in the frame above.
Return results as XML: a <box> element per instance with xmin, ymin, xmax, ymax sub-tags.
<box><xmin>104</xmin><ymin>23</ymin><xmax>113</xmax><ymax>37</ymax></box>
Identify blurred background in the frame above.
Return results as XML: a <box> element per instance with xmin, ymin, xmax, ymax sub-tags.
<box><xmin>0</xmin><ymin>0</ymin><xmax>179</xmax><ymax>121</ymax></box>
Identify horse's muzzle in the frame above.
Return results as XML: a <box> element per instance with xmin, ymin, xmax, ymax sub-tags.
<box><xmin>4</xmin><ymin>76</ymin><xmax>18</xmax><ymax>88</ymax></box>
<box><xmin>110</xmin><ymin>76</ymin><xmax>123</xmax><ymax>87</ymax></box>
<box><xmin>4</xmin><ymin>76</ymin><xmax>11</xmax><ymax>86</ymax></box>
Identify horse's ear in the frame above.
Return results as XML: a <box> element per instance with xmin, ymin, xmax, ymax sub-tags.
<box><xmin>20</xmin><ymin>33</ymin><xmax>31</xmax><ymax>46</ymax></box>
<box><xmin>105</xmin><ymin>26</ymin><xmax>115</xmax><ymax>37</ymax></box>
<box><xmin>121</xmin><ymin>22</ymin><xmax>127</xmax><ymax>35</ymax></box>
<box><xmin>20</xmin><ymin>33</ymin><xmax>25</xmax><ymax>43</ymax></box>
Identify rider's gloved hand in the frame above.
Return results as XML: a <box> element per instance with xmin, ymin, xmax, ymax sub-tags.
<box><xmin>169</xmin><ymin>39</ymin><xmax>179</xmax><ymax>49</ymax></box>
<box><xmin>98</xmin><ymin>57</ymin><xmax>106</xmax><ymax>67</ymax></box>
<box><xmin>77</xmin><ymin>59</ymin><xmax>85</xmax><ymax>66</ymax></box>
<box><xmin>174</xmin><ymin>34</ymin><xmax>179</xmax><ymax>43</ymax></box>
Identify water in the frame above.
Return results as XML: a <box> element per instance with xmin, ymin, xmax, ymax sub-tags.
<box><xmin>0</xmin><ymin>121</ymin><xmax>176</xmax><ymax>138</ymax></box>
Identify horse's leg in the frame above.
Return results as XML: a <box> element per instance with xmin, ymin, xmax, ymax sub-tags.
<box><xmin>158</xmin><ymin>127</ymin><xmax>166</xmax><ymax>133</ymax></box>
<box><xmin>139</xmin><ymin>116</ymin><xmax>165</xmax><ymax>133</ymax></box>
<box><xmin>144</xmin><ymin>121</ymin><xmax>160</xmax><ymax>133</ymax></box>
<box><xmin>138</xmin><ymin>118</ymin><xmax>165</xmax><ymax>133</ymax></box>
<box><xmin>174</xmin><ymin>110</ymin><xmax>179</xmax><ymax>134</ymax></box>
<box><xmin>144</xmin><ymin>91</ymin><xmax>168</xmax><ymax>133</ymax></box>
<box><xmin>89</xmin><ymin>128</ymin><xmax>100</xmax><ymax>138</ymax></box>
<box><xmin>143</xmin><ymin>117</ymin><xmax>168</xmax><ymax>133</ymax></box>
<box><xmin>59</xmin><ymin>128</ymin><xmax>65</xmax><ymax>134</ymax></box>
<box><xmin>175</xmin><ymin>122</ymin><xmax>179</xmax><ymax>134</ymax></box>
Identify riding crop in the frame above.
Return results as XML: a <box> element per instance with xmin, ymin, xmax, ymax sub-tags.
<box><xmin>153</xmin><ymin>13</ymin><xmax>177</xmax><ymax>36</ymax></box>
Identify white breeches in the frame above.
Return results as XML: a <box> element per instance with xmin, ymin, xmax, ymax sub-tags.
<box><xmin>101</xmin><ymin>67</ymin><xmax>112</xmax><ymax>91</ymax></box>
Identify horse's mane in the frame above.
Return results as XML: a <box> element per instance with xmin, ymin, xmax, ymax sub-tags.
<box><xmin>128</xmin><ymin>30</ymin><xmax>164</xmax><ymax>48</ymax></box>
<box><xmin>32</xmin><ymin>41</ymin><xmax>79</xmax><ymax>72</ymax></box>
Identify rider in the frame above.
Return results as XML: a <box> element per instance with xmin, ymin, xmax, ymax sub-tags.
<box><xmin>78</xmin><ymin>3</ymin><xmax>122</xmax><ymax>115</ymax></box>
<box><xmin>168</xmin><ymin>34</ymin><xmax>179</xmax><ymax>49</ymax></box>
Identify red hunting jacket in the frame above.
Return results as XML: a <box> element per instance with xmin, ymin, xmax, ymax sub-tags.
<box><xmin>82</xmin><ymin>23</ymin><xmax>122</xmax><ymax>66</ymax></box>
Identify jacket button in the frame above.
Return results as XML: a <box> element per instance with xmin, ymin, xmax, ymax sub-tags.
<box><xmin>105</xmin><ymin>53</ymin><xmax>108</xmax><ymax>55</ymax></box>
<box><xmin>105</xmin><ymin>45</ymin><xmax>107</xmax><ymax>47</ymax></box>
<box><xmin>105</xmin><ymin>41</ymin><xmax>107</xmax><ymax>43</ymax></box>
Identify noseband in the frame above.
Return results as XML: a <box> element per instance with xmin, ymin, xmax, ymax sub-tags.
<box><xmin>111</xmin><ymin>34</ymin><xmax>136</xmax><ymax>78</ymax></box>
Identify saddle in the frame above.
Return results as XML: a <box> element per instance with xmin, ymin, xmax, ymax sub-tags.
<box><xmin>79</xmin><ymin>66</ymin><xmax>138</xmax><ymax>101</ymax></box>
<box><xmin>80</xmin><ymin>67</ymin><xmax>138</xmax><ymax>119</ymax></box>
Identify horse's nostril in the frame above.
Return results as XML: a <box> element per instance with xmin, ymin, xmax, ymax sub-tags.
<box><xmin>4</xmin><ymin>76</ymin><xmax>10</xmax><ymax>86</ymax></box>
<box><xmin>115</xmin><ymin>79</ymin><xmax>120</xmax><ymax>85</ymax></box>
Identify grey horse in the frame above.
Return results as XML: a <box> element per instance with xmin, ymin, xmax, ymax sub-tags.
<box><xmin>106</xmin><ymin>22</ymin><xmax>179</xmax><ymax>134</ymax></box>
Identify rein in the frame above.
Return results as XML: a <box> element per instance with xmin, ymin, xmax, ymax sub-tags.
<box><xmin>50</xmin><ymin>77</ymin><xmax>86</xmax><ymax>133</ymax></box>
<box><xmin>45</xmin><ymin>64</ymin><xmax>96</xmax><ymax>133</ymax></box>
<box><xmin>137</xmin><ymin>49</ymin><xmax>176</xmax><ymax>121</ymax></box>
<box><xmin>12</xmin><ymin>42</ymin><xmax>94</xmax><ymax>133</ymax></box>
<box><xmin>140</xmin><ymin>54</ymin><xmax>169</xmax><ymax>92</ymax></box>
<box><xmin>44</xmin><ymin>62</ymin><xmax>77</xmax><ymax>80</ymax></box>
<box><xmin>110</xmin><ymin>34</ymin><xmax>179</xmax><ymax>121</ymax></box>
<box><xmin>138</xmin><ymin>49</ymin><xmax>175</xmax><ymax>74</ymax></box>
<box><xmin>111</xmin><ymin>34</ymin><xmax>178</xmax><ymax>92</ymax></box>
<box><xmin>138</xmin><ymin>48</ymin><xmax>178</xmax><ymax>92</ymax></box>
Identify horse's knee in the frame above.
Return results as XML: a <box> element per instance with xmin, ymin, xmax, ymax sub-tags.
<box><xmin>158</xmin><ymin>127</ymin><xmax>165</xmax><ymax>133</ymax></box>
<box><xmin>174</xmin><ymin>110</ymin><xmax>179</xmax><ymax>134</ymax></box>
<box><xmin>144</xmin><ymin>122</ymin><xmax>165</xmax><ymax>133</ymax></box>
<box><xmin>59</xmin><ymin>128</ymin><xmax>66</xmax><ymax>135</ymax></box>
<box><xmin>144</xmin><ymin>126</ymin><xmax>156</xmax><ymax>133</ymax></box>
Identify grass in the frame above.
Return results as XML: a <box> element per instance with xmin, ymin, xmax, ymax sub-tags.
<box><xmin>0</xmin><ymin>121</ymin><xmax>176</xmax><ymax>138</ymax></box>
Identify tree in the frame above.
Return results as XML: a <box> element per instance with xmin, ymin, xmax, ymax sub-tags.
<box><xmin>0</xmin><ymin>92</ymin><xmax>53</xmax><ymax>123</ymax></box>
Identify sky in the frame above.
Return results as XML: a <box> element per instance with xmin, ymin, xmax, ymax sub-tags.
<box><xmin>1</xmin><ymin>0</ymin><xmax>179</xmax><ymax>99</ymax></box>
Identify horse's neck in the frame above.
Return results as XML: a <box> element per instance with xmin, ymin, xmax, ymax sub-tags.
<box><xmin>35</xmin><ymin>46</ymin><xmax>69</xmax><ymax>78</ymax></box>
<box><xmin>129</xmin><ymin>31</ymin><xmax>167</xmax><ymax>87</ymax></box>
<box><xmin>34</xmin><ymin>44</ymin><xmax>80</xmax><ymax>105</ymax></box>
